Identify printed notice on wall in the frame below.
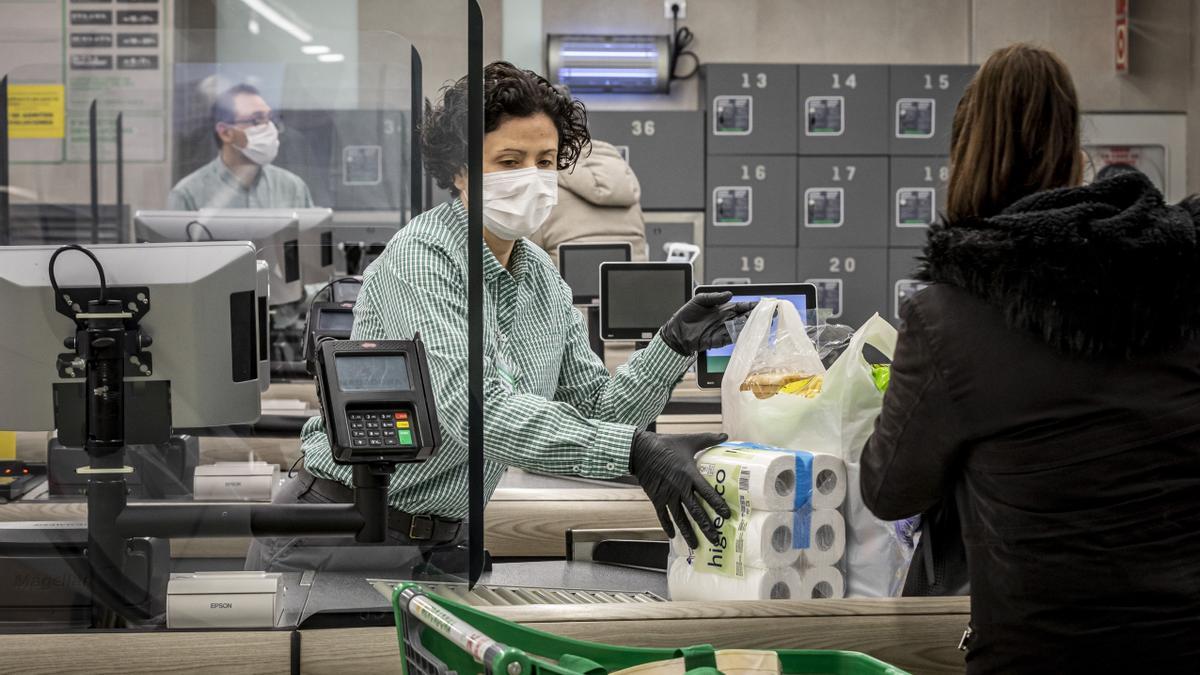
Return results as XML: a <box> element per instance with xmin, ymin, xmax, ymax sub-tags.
<box><xmin>66</xmin><ymin>0</ymin><xmax>168</xmax><ymax>161</ymax></box>
<box><xmin>7</xmin><ymin>85</ymin><xmax>66</xmax><ymax>138</ymax></box>
<box><xmin>0</xmin><ymin>0</ymin><xmax>167</xmax><ymax>161</ymax></box>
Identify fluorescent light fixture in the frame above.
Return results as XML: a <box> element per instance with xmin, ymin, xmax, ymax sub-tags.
<box><xmin>547</xmin><ymin>34</ymin><xmax>671</xmax><ymax>94</ymax></box>
<box><xmin>239</xmin><ymin>0</ymin><xmax>312</xmax><ymax>43</ymax></box>
<box><xmin>247</xmin><ymin>18</ymin><xmax>260</xmax><ymax>34</ymax></box>
<box><xmin>317</xmin><ymin>53</ymin><xmax>345</xmax><ymax>63</ymax></box>
<box><xmin>301</xmin><ymin>44</ymin><xmax>330</xmax><ymax>55</ymax></box>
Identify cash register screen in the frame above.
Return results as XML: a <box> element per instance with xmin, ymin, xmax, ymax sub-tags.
<box><xmin>318</xmin><ymin>310</ymin><xmax>355</xmax><ymax>331</ymax></box>
<box><xmin>335</xmin><ymin>354</ymin><xmax>411</xmax><ymax>392</ymax></box>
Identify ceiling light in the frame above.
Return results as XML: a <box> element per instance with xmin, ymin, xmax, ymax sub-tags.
<box><xmin>301</xmin><ymin>45</ymin><xmax>330</xmax><ymax>55</ymax></box>
<box><xmin>239</xmin><ymin>0</ymin><xmax>312</xmax><ymax>43</ymax></box>
<box><xmin>317</xmin><ymin>53</ymin><xmax>345</xmax><ymax>63</ymax></box>
<box><xmin>248</xmin><ymin>18</ymin><xmax>260</xmax><ymax>34</ymax></box>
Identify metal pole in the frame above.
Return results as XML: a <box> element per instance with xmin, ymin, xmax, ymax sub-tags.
<box><xmin>89</xmin><ymin>100</ymin><xmax>99</xmax><ymax>244</ymax></box>
<box><xmin>410</xmin><ymin>46</ymin><xmax>424</xmax><ymax>217</ymax></box>
<box><xmin>466</xmin><ymin>0</ymin><xmax>485</xmax><ymax>588</ymax></box>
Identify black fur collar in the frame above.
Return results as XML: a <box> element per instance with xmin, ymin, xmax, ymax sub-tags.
<box><xmin>919</xmin><ymin>173</ymin><xmax>1200</xmax><ymax>357</ymax></box>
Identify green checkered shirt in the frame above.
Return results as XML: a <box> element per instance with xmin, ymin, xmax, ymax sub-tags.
<box><xmin>300</xmin><ymin>198</ymin><xmax>691</xmax><ymax>518</ymax></box>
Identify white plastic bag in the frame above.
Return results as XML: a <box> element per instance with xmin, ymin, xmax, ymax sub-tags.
<box><xmin>825</xmin><ymin>314</ymin><xmax>916</xmax><ymax>598</ymax></box>
<box><xmin>721</xmin><ymin>299</ymin><xmax>840</xmax><ymax>455</ymax></box>
<box><xmin>721</xmin><ymin>307</ymin><xmax>916</xmax><ymax>597</ymax></box>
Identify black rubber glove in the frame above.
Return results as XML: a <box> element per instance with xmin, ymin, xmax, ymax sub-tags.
<box><xmin>629</xmin><ymin>430</ymin><xmax>731</xmax><ymax>549</ymax></box>
<box><xmin>659</xmin><ymin>292</ymin><xmax>757</xmax><ymax>356</ymax></box>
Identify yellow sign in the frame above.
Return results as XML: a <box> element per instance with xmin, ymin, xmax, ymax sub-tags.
<box><xmin>8</xmin><ymin>84</ymin><xmax>65</xmax><ymax>139</ymax></box>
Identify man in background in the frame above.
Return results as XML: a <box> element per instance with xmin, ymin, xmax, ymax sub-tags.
<box><xmin>168</xmin><ymin>83</ymin><xmax>313</xmax><ymax>210</ymax></box>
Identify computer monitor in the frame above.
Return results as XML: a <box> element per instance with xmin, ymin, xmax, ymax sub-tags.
<box><xmin>330</xmin><ymin>211</ymin><xmax>402</xmax><ymax>275</ymax></box>
<box><xmin>599</xmin><ymin>262</ymin><xmax>693</xmax><ymax>341</ymax></box>
<box><xmin>0</xmin><ymin>242</ymin><xmax>263</xmax><ymax>433</ymax></box>
<box><xmin>133</xmin><ymin>209</ymin><xmax>303</xmax><ymax>305</ymax></box>
<box><xmin>203</xmin><ymin>208</ymin><xmax>335</xmax><ymax>285</ymax></box>
<box><xmin>558</xmin><ymin>242</ymin><xmax>633</xmax><ymax>305</ymax></box>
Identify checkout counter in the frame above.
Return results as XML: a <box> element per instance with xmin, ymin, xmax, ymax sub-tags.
<box><xmin>0</xmin><ymin>245</ymin><xmax>965</xmax><ymax>674</ymax></box>
<box><xmin>0</xmin><ymin>382</ymin><xmax>969</xmax><ymax>674</ymax></box>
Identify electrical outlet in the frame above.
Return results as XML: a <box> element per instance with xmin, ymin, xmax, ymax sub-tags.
<box><xmin>664</xmin><ymin>1</ymin><xmax>686</xmax><ymax>19</ymax></box>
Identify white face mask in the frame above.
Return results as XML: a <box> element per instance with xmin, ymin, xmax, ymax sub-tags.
<box><xmin>237</xmin><ymin>121</ymin><xmax>280</xmax><ymax>166</ymax></box>
<box><xmin>481</xmin><ymin>167</ymin><xmax>558</xmax><ymax>240</ymax></box>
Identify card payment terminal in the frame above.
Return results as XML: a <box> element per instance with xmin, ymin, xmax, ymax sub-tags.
<box><xmin>314</xmin><ymin>338</ymin><xmax>441</xmax><ymax>464</ymax></box>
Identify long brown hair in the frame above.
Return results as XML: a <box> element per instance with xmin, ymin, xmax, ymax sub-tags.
<box><xmin>946</xmin><ymin>44</ymin><xmax>1082</xmax><ymax>222</ymax></box>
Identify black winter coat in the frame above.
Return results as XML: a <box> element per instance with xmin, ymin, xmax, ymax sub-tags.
<box><xmin>861</xmin><ymin>173</ymin><xmax>1200</xmax><ymax>674</ymax></box>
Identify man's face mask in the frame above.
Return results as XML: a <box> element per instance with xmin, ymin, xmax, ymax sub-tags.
<box><xmin>481</xmin><ymin>167</ymin><xmax>559</xmax><ymax>241</ymax></box>
<box><xmin>236</xmin><ymin>121</ymin><xmax>280</xmax><ymax>166</ymax></box>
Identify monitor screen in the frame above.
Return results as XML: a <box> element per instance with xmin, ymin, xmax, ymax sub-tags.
<box><xmin>560</xmin><ymin>244</ymin><xmax>631</xmax><ymax>303</ymax></box>
<box><xmin>335</xmin><ymin>354</ymin><xmax>411</xmax><ymax>392</ymax></box>
<box><xmin>606</xmin><ymin>268</ymin><xmax>690</xmax><ymax>331</ymax></box>
<box><xmin>704</xmin><ymin>293</ymin><xmax>809</xmax><ymax>376</ymax></box>
<box><xmin>318</xmin><ymin>309</ymin><xmax>355</xmax><ymax>331</ymax></box>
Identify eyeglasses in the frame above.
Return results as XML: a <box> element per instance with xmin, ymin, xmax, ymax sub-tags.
<box><xmin>227</xmin><ymin>113</ymin><xmax>284</xmax><ymax>133</ymax></box>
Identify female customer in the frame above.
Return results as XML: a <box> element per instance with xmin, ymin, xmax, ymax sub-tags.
<box><xmin>861</xmin><ymin>44</ymin><xmax>1200</xmax><ymax>673</ymax></box>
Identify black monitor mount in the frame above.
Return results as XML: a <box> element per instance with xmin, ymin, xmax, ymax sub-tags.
<box><xmin>50</xmin><ymin>248</ymin><xmax>397</xmax><ymax>627</ymax></box>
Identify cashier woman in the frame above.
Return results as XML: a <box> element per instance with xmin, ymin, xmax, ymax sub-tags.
<box><xmin>245</xmin><ymin>62</ymin><xmax>753</xmax><ymax>572</ymax></box>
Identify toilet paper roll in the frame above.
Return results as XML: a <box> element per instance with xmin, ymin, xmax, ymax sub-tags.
<box><xmin>797</xmin><ymin>565</ymin><xmax>845</xmax><ymax>599</ymax></box>
<box><xmin>668</xmin><ymin>558</ymin><xmax>805</xmax><ymax>602</ymax></box>
<box><xmin>696</xmin><ymin>445</ymin><xmax>797</xmax><ymax>511</ymax></box>
<box><xmin>798</xmin><ymin>508</ymin><xmax>846</xmax><ymax>567</ymax></box>
<box><xmin>808</xmin><ymin>452</ymin><xmax>847</xmax><ymax>510</ymax></box>
<box><xmin>671</xmin><ymin>511</ymin><xmax>803</xmax><ymax>568</ymax></box>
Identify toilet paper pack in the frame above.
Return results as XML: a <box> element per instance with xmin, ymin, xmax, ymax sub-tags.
<box><xmin>697</xmin><ymin>443</ymin><xmax>848</xmax><ymax>512</ymax></box>
<box><xmin>669</xmin><ymin>558</ymin><xmax>805</xmax><ymax>602</ymax></box>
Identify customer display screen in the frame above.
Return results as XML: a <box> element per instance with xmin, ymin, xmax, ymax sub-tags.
<box><xmin>704</xmin><ymin>294</ymin><xmax>809</xmax><ymax>375</ymax></box>
<box><xmin>560</xmin><ymin>244</ymin><xmax>631</xmax><ymax>304</ymax></box>
<box><xmin>335</xmin><ymin>354</ymin><xmax>411</xmax><ymax>392</ymax></box>
<box><xmin>318</xmin><ymin>309</ymin><xmax>355</xmax><ymax>331</ymax></box>
<box><xmin>606</xmin><ymin>269</ymin><xmax>690</xmax><ymax>330</ymax></box>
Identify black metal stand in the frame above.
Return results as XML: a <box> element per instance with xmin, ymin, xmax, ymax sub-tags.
<box><xmin>61</xmin><ymin>297</ymin><xmax>392</xmax><ymax>627</ymax></box>
<box><xmin>466</xmin><ymin>0</ymin><xmax>485</xmax><ymax>588</ymax></box>
<box><xmin>586</xmin><ymin>304</ymin><xmax>605</xmax><ymax>361</ymax></box>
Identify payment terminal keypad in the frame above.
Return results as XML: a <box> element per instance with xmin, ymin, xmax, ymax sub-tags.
<box><xmin>349</xmin><ymin>410</ymin><xmax>416</xmax><ymax>448</ymax></box>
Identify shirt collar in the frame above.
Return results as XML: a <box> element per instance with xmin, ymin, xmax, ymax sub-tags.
<box><xmin>449</xmin><ymin>198</ymin><xmax>527</xmax><ymax>283</ymax></box>
<box><xmin>213</xmin><ymin>155</ymin><xmax>260</xmax><ymax>192</ymax></box>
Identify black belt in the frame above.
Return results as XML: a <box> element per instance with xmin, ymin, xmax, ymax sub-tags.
<box><xmin>296</xmin><ymin>468</ymin><xmax>463</xmax><ymax>543</ymax></box>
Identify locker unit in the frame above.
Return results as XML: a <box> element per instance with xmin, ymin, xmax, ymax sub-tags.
<box><xmin>797</xmin><ymin>247</ymin><xmax>888</xmax><ymax>328</ymax></box>
<box><xmin>887</xmin><ymin>247</ymin><xmax>928</xmax><ymax>324</ymax></box>
<box><xmin>889</xmin><ymin>156</ymin><xmax>949</xmax><ymax>247</ymax></box>
<box><xmin>797</xmin><ymin>156</ymin><xmax>889</xmax><ymax>247</ymax></box>
<box><xmin>796</xmin><ymin>65</ymin><xmax>889</xmax><ymax>155</ymax></box>
<box><xmin>703</xmin><ymin>246</ymin><xmax>798</xmax><ymax>285</ymax></box>
<box><xmin>703</xmin><ymin>64</ymin><xmax>799</xmax><ymax>155</ymax></box>
<box><xmin>705</xmin><ymin>155</ymin><xmax>798</xmax><ymax>247</ymax></box>
<box><xmin>888</xmin><ymin>65</ymin><xmax>976</xmax><ymax>156</ymax></box>
<box><xmin>587</xmin><ymin>110</ymin><xmax>705</xmax><ymax>210</ymax></box>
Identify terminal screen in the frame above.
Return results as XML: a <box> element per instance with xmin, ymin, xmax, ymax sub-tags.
<box><xmin>806</xmin><ymin>96</ymin><xmax>844</xmax><ymax>135</ymax></box>
<box><xmin>896</xmin><ymin>98</ymin><xmax>934</xmax><ymax>138</ymax></box>
<box><xmin>318</xmin><ymin>309</ymin><xmax>355</xmax><ymax>331</ymax></box>
<box><xmin>335</xmin><ymin>354</ymin><xmax>411</xmax><ymax>392</ymax></box>
<box><xmin>704</xmin><ymin>294</ymin><xmax>809</xmax><ymax>375</ymax></box>
<box><xmin>606</xmin><ymin>269</ymin><xmax>690</xmax><ymax>331</ymax></box>
<box><xmin>562</xmin><ymin>246</ymin><xmax>629</xmax><ymax>302</ymax></box>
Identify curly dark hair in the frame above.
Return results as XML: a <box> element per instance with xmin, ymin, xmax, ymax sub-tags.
<box><xmin>421</xmin><ymin>61</ymin><xmax>590</xmax><ymax>197</ymax></box>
